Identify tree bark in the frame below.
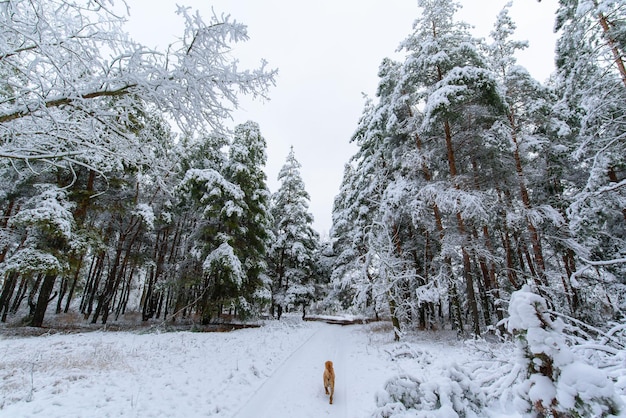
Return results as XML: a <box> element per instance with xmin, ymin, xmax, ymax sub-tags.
<box><xmin>0</xmin><ymin>85</ymin><xmax>137</xmax><ymax>124</ymax></box>
<box><xmin>64</xmin><ymin>255</ymin><xmax>83</xmax><ymax>313</ymax></box>
<box><xmin>508</xmin><ymin>112</ymin><xmax>549</xmax><ymax>289</ymax></box>
<box><xmin>0</xmin><ymin>272</ymin><xmax>18</xmax><ymax>322</ymax></box>
<box><xmin>596</xmin><ymin>10</ymin><xmax>626</xmax><ymax>88</ymax></box>
<box><xmin>30</xmin><ymin>274</ymin><xmax>57</xmax><ymax>327</ymax></box>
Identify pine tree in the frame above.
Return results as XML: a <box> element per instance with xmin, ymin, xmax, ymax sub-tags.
<box><xmin>551</xmin><ymin>0</ymin><xmax>626</xmax><ymax>317</ymax></box>
<box><xmin>485</xmin><ymin>3</ymin><xmax>573</xmax><ymax>311</ymax></box>
<box><xmin>3</xmin><ymin>185</ymin><xmax>75</xmax><ymax>326</ymax></box>
<box><xmin>176</xmin><ymin>134</ymin><xmax>246</xmax><ymax>324</ymax></box>
<box><xmin>224</xmin><ymin>121</ymin><xmax>273</xmax><ymax>317</ymax></box>
<box><xmin>330</xmin><ymin>83</ymin><xmax>396</xmax><ymax>320</ymax></box>
<box><xmin>269</xmin><ymin>147</ymin><xmax>319</xmax><ymax>319</ymax></box>
<box><xmin>394</xmin><ymin>0</ymin><xmax>506</xmax><ymax>335</ymax></box>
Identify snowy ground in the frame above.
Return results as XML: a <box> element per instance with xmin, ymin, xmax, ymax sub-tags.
<box><xmin>0</xmin><ymin>315</ymin><xmax>623</xmax><ymax>417</ymax></box>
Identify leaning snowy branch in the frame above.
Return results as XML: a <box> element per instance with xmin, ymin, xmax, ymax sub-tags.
<box><xmin>580</xmin><ymin>256</ymin><xmax>626</xmax><ymax>267</ymax></box>
<box><xmin>550</xmin><ymin>309</ymin><xmax>626</xmax><ymax>349</ymax></box>
<box><xmin>0</xmin><ymin>0</ymin><xmax>276</xmax><ymax>175</ymax></box>
<box><xmin>569</xmin><ymin>256</ymin><xmax>626</xmax><ymax>290</ymax></box>
<box><xmin>0</xmin><ymin>85</ymin><xmax>137</xmax><ymax>124</ymax></box>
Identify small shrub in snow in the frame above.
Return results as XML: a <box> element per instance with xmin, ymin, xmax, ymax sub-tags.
<box><xmin>385</xmin><ymin>343</ymin><xmax>433</xmax><ymax>365</ymax></box>
<box><xmin>507</xmin><ymin>285</ymin><xmax>622</xmax><ymax>417</ymax></box>
<box><xmin>372</xmin><ymin>365</ymin><xmax>482</xmax><ymax>418</ymax></box>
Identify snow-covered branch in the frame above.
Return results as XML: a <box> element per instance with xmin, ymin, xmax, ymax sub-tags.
<box><xmin>0</xmin><ymin>0</ymin><xmax>276</xmax><ymax>174</ymax></box>
<box><xmin>0</xmin><ymin>85</ymin><xmax>137</xmax><ymax>124</ymax></box>
<box><xmin>580</xmin><ymin>256</ymin><xmax>626</xmax><ymax>267</ymax></box>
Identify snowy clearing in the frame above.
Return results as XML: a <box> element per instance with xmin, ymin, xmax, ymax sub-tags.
<box><xmin>0</xmin><ymin>316</ymin><xmax>624</xmax><ymax>417</ymax></box>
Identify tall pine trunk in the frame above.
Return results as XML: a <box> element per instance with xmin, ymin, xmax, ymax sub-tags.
<box><xmin>443</xmin><ymin>116</ymin><xmax>480</xmax><ymax>336</ymax></box>
<box><xmin>411</xmin><ymin>122</ymin><xmax>463</xmax><ymax>333</ymax></box>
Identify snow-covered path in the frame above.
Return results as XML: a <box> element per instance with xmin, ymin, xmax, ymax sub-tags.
<box><xmin>2</xmin><ymin>317</ymin><xmax>578</xmax><ymax>417</ymax></box>
<box><xmin>234</xmin><ymin>323</ymin><xmax>350</xmax><ymax>418</ymax></box>
<box><xmin>0</xmin><ymin>318</ymin><xmax>391</xmax><ymax>417</ymax></box>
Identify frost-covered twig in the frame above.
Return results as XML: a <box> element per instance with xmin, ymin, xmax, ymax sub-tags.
<box><xmin>550</xmin><ymin>309</ymin><xmax>626</xmax><ymax>349</ymax></box>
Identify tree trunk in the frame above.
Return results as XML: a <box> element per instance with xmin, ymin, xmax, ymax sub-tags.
<box><xmin>482</xmin><ymin>225</ymin><xmax>503</xmax><ymax>322</ymax></box>
<box><xmin>0</xmin><ymin>199</ymin><xmax>15</xmax><ymax>264</ymax></box>
<box><xmin>508</xmin><ymin>112</ymin><xmax>549</xmax><ymax>289</ymax></box>
<box><xmin>443</xmin><ymin>115</ymin><xmax>480</xmax><ymax>336</ymax></box>
<box><xmin>92</xmin><ymin>241</ymin><xmax>124</xmax><ymax>324</ymax></box>
<box><xmin>9</xmin><ymin>276</ymin><xmax>28</xmax><ymax>315</ymax></box>
<box><xmin>449</xmin><ymin>279</ymin><xmax>464</xmax><ymax>336</ymax></box>
<box><xmin>28</xmin><ymin>275</ymin><xmax>44</xmax><ymax>317</ymax></box>
<box><xmin>94</xmin><ymin>217</ymin><xmax>142</xmax><ymax>324</ymax></box>
<box><xmin>142</xmin><ymin>266</ymin><xmax>156</xmax><ymax>321</ymax></box>
<box><xmin>0</xmin><ymin>272</ymin><xmax>18</xmax><ymax>322</ymax></box>
<box><xmin>561</xmin><ymin>250</ymin><xmax>580</xmax><ymax>314</ymax></box>
<box><xmin>501</xmin><ymin>229</ymin><xmax>520</xmax><ymax>289</ymax></box>
<box><xmin>388</xmin><ymin>296</ymin><xmax>401</xmax><ymax>342</ymax></box>
<box><xmin>55</xmin><ymin>277</ymin><xmax>68</xmax><ymax>314</ymax></box>
<box><xmin>64</xmin><ymin>255</ymin><xmax>84</xmax><ymax>313</ymax></box>
<box><xmin>81</xmin><ymin>251</ymin><xmax>105</xmax><ymax>319</ymax></box>
<box><xmin>30</xmin><ymin>273</ymin><xmax>57</xmax><ymax>327</ymax></box>
<box><xmin>596</xmin><ymin>9</ymin><xmax>626</xmax><ymax>88</ymax></box>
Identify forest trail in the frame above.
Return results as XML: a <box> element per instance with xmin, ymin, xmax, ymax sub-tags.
<box><xmin>234</xmin><ymin>323</ymin><xmax>352</xmax><ymax>418</ymax></box>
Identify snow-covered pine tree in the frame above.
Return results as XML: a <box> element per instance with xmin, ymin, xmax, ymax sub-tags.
<box><xmin>328</xmin><ymin>163</ymin><xmax>363</xmax><ymax>311</ymax></box>
<box><xmin>163</xmin><ymin>134</ymin><xmax>231</xmax><ymax>323</ymax></box>
<box><xmin>1</xmin><ymin>185</ymin><xmax>76</xmax><ymax>326</ymax></box>
<box><xmin>330</xmin><ymin>62</ymin><xmax>405</xmax><ymax>331</ymax></box>
<box><xmin>223</xmin><ymin>122</ymin><xmax>273</xmax><ymax>317</ymax></box>
<box><xmin>175</xmin><ymin>132</ymin><xmax>248</xmax><ymax>324</ymax></box>
<box><xmin>507</xmin><ymin>285</ymin><xmax>621</xmax><ymax>417</ymax></box>
<box><xmin>550</xmin><ymin>0</ymin><xmax>626</xmax><ymax>317</ymax></box>
<box><xmin>269</xmin><ymin>147</ymin><xmax>319</xmax><ymax>319</ymax></box>
<box><xmin>331</xmin><ymin>55</ymin><xmax>440</xmax><ymax>339</ymax></box>
<box><xmin>394</xmin><ymin>0</ymin><xmax>506</xmax><ymax>335</ymax></box>
<box><xmin>485</xmin><ymin>4</ymin><xmax>575</xmax><ymax>313</ymax></box>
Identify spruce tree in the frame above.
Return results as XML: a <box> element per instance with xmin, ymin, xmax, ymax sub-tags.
<box><xmin>224</xmin><ymin>121</ymin><xmax>273</xmax><ymax>317</ymax></box>
<box><xmin>268</xmin><ymin>147</ymin><xmax>319</xmax><ymax>319</ymax></box>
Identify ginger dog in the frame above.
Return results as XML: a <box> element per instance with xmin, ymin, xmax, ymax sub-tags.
<box><xmin>323</xmin><ymin>360</ymin><xmax>335</xmax><ymax>404</ymax></box>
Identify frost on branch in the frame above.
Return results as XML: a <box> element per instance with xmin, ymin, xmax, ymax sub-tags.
<box><xmin>0</xmin><ymin>0</ymin><xmax>276</xmax><ymax>173</ymax></box>
<box><xmin>2</xmin><ymin>185</ymin><xmax>75</xmax><ymax>275</ymax></box>
<box><xmin>132</xmin><ymin>203</ymin><xmax>155</xmax><ymax>230</ymax></box>
<box><xmin>203</xmin><ymin>242</ymin><xmax>244</xmax><ymax>288</ymax></box>
<box><xmin>9</xmin><ymin>185</ymin><xmax>75</xmax><ymax>242</ymax></box>
<box><xmin>507</xmin><ymin>285</ymin><xmax>621</xmax><ymax>417</ymax></box>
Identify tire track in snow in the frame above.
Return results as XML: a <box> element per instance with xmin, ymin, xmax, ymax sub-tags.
<box><xmin>234</xmin><ymin>323</ymin><xmax>348</xmax><ymax>418</ymax></box>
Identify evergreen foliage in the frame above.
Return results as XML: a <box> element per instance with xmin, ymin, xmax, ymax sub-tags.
<box><xmin>268</xmin><ymin>147</ymin><xmax>320</xmax><ymax>319</ymax></box>
<box><xmin>330</xmin><ymin>0</ymin><xmax>626</xmax><ymax>348</ymax></box>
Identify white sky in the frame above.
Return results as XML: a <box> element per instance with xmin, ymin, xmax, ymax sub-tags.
<box><xmin>124</xmin><ymin>0</ymin><xmax>559</xmax><ymax>236</ymax></box>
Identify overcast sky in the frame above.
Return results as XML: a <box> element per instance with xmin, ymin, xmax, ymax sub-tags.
<box><xmin>125</xmin><ymin>1</ymin><xmax>559</xmax><ymax>236</ymax></box>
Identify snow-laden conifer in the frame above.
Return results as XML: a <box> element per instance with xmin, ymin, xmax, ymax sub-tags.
<box><xmin>268</xmin><ymin>147</ymin><xmax>319</xmax><ymax>319</ymax></box>
<box><xmin>507</xmin><ymin>285</ymin><xmax>622</xmax><ymax>417</ymax></box>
